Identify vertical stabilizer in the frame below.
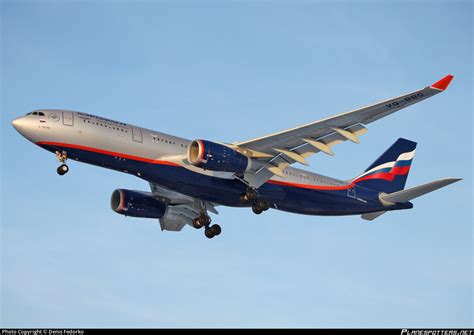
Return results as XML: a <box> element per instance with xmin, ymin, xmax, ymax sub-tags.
<box><xmin>352</xmin><ymin>138</ymin><xmax>417</xmax><ymax>193</ymax></box>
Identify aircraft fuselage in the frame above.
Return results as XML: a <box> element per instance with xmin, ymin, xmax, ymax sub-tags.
<box><xmin>12</xmin><ymin>110</ymin><xmax>410</xmax><ymax>216</ymax></box>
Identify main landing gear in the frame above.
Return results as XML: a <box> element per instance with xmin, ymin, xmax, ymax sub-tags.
<box><xmin>193</xmin><ymin>213</ymin><xmax>221</xmax><ymax>239</ymax></box>
<box><xmin>240</xmin><ymin>187</ymin><xmax>258</xmax><ymax>203</ymax></box>
<box><xmin>240</xmin><ymin>187</ymin><xmax>270</xmax><ymax>215</ymax></box>
<box><xmin>56</xmin><ymin>151</ymin><xmax>69</xmax><ymax>176</ymax></box>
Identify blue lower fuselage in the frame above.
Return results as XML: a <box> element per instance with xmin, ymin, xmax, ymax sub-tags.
<box><xmin>38</xmin><ymin>142</ymin><xmax>412</xmax><ymax>216</ymax></box>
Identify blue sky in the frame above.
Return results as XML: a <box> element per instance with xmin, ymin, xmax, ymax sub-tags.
<box><xmin>1</xmin><ymin>0</ymin><xmax>472</xmax><ymax>328</ymax></box>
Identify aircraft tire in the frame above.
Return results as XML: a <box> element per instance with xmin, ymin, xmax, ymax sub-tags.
<box><xmin>240</xmin><ymin>194</ymin><xmax>249</xmax><ymax>203</ymax></box>
<box><xmin>199</xmin><ymin>215</ymin><xmax>211</xmax><ymax>226</ymax></box>
<box><xmin>204</xmin><ymin>228</ymin><xmax>215</xmax><ymax>239</ymax></box>
<box><xmin>210</xmin><ymin>224</ymin><xmax>221</xmax><ymax>236</ymax></box>
<box><xmin>252</xmin><ymin>203</ymin><xmax>263</xmax><ymax>215</ymax></box>
<box><xmin>57</xmin><ymin>164</ymin><xmax>69</xmax><ymax>175</ymax></box>
<box><xmin>192</xmin><ymin>218</ymin><xmax>203</xmax><ymax>229</ymax></box>
<box><xmin>246</xmin><ymin>188</ymin><xmax>258</xmax><ymax>201</ymax></box>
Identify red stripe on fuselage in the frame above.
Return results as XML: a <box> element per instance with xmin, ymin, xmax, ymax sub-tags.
<box><xmin>36</xmin><ymin>141</ymin><xmax>181</xmax><ymax>167</ymax></box>
<box><xmin>37</xmin><ymin>141</ymin><xmax>355</xmax><ymax>191</ymax></box>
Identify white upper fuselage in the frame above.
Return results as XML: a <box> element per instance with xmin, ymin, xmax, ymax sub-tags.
<box><xmin>12</xmin><ymin>109</ymin><xmax>349</xmax><ymax>189</ymax></box>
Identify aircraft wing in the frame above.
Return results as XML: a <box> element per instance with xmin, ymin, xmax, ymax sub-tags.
<box><xmin>233</xmin><ymin>75</ymin><xmax>454</xmax><ymax>187</ymax></box>
<box><xmin>149</xmin><ymin>183</ymin><xmax>218</xmax><ymax>232</ymax></box>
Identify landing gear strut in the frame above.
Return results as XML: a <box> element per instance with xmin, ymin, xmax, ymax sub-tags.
<box><xmin>192</xmin><ymin>213</ymin><xmax>221</xmax><ymax>239</ymax></box>
<box><xmin>56</xmin><ymin>151</ymin><xmax>69</xmax><ymax>176</ymax></box>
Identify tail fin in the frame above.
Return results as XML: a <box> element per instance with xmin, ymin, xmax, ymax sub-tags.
<box><xmin>352</xmin><ymin>138</ymin><xmax>417</xmax><ymax>193</ymax></box>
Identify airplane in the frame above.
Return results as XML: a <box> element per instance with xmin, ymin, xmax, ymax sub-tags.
<box><xmin>12</xmin><ymin>75</ymin><xmax>461</xmax><ymax>239</ymax></box>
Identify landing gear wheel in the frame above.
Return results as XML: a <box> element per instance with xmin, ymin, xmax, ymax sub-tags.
<box><xmin>210</xmin><ymin>224</ymin><xmax>221</xmax><ymax>236</ymax></box>
<box><xmin>241</xmin><ymin>188</ymin><xmax>258</xmax><ymax>203</ymax></box>
<box><xmin>57</xmin><ymin>164</ymin><xmax>69</xmax><ymax>176</ymax></box>
<box><xmin>198</xmin><ymin>214</ymin><xmax>211</xmax><ymax>226</ymax></box>
<box><xmin>204</xmin><ymin>228</ymin><xmax>215</xmax><ymax>239</ymax></box>
<box><xmin>246</xmin><ymin>188</ymin><xmax>258</xmax><ymax>200</ymax></box>
<box><xmin>192</xmin><ymin>217</ymin><xmax>204</xmax><ymax>229</ymax></box>
<box><xmin>252</xmin><ymin>202</ymin><xmax>263</xmax><ymax>215</ymax></box>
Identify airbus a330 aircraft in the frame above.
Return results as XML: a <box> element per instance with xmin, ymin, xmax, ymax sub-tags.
<box><xmin>12</xmin><ymin>75</ymin><xmax>460</xmax><ymax>239</ymax></box>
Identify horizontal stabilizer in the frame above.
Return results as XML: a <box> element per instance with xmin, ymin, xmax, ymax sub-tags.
<box><xmin>361</xmin><ymin>211</ymin><xmax>386</xmax><ymax>221</ymax></box>
<box><xmin>380</xmin><ymin>178</ymin><xmax>462</xmax><ymax>203</ymax></box>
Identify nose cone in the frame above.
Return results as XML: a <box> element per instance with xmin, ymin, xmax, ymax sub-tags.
<box><xmin>12</xmin><ymin>116</ymin><xmax>29</xmax><ymax>134</ymax></box>
<box><xmin>12</xmin><ymin>116</ymin><xmax>37</xmax><ymax>143</ymax></box>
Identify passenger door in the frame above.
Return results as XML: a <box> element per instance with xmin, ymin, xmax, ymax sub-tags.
<box><xmin>132</xmin><ymin>126</ymin><xmax>143</xmax><ymax>143</ymax></box>
<box><xmin>62</xmin><ymin>111</ymin><xmax>74</xmax><ymax>126</ymax></box>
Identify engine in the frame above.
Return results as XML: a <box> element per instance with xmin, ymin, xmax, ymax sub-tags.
<box><xmin>187</xmin><ymin>139</ymin><xmax>250</xmax><ymax>173</ymax></box>
<box><xmin>111</xmin><ymin>189</ymin><xmax>167</xmax><ymax>218</ymax></box>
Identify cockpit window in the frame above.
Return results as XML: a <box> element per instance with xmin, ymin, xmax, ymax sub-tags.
<box><xmin>38</xmin><ymin>112</ymin><xmax>45</xmax><ymax>116</ymax></box>
<box><xmin>33</xmin><ymin>112</ymin><xmax>38</xmax><ymax>115</ymax></box>
<box><xmin>26</xmin><ymin>111</ymin><xmax>45</xmax><ymax>116</ymax></box>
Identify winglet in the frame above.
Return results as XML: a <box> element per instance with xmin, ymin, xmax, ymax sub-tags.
<box><xmin>431</xmin><ymin>75</ymin><xmax>454</xmax><ymax>91</ymax></box>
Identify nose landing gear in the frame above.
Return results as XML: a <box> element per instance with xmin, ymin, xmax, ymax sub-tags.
<box><xmin>56</xmin><ymin>151</ymin><xmax>69</xmax><ymax>175</ymax></box>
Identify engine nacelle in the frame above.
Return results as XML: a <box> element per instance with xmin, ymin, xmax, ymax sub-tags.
<box><xmin>111</xmin><ymin>189</ymin><xmax>167</xmax><ymax>219</ymax></box>
<box><xmin>187</xmin><ymin>139</ymin><xmax>250</xmax><ymax>173</ymax></box>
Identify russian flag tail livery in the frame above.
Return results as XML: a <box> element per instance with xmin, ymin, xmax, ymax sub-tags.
<box><xmin>352</xmin><ymin>138</ymin><xmax>417</xmax><ymax>194</ymax></box>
